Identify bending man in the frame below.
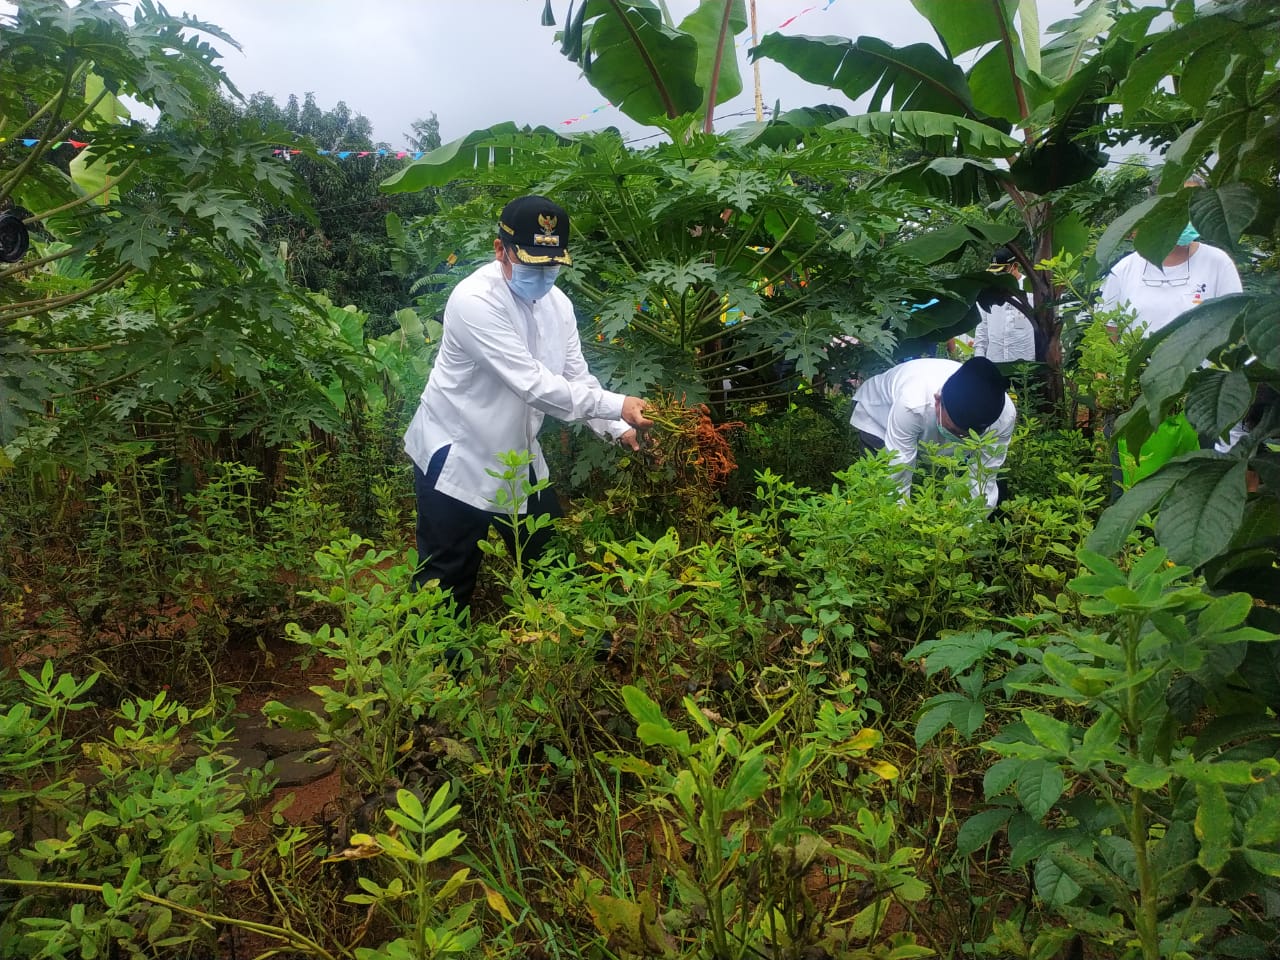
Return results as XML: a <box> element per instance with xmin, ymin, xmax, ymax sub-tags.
<box><xmin>850</xmin><ymin>356</ymin><xmax>1016</xmax><ymax>513</ymax></box>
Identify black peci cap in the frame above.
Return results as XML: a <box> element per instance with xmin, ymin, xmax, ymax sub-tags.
<box><xmin>498</xmin><ymin>195</ymin><xmax>572</xmax><ymax>266</ymax></box>
<box><xmin>941</xmin><ymin>357</ymin><xmax>1009</xmax><ymax>434</ymax></box>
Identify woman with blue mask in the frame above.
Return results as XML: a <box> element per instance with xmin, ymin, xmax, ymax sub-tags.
<box><xmin>1099</xmin><ymin>221</ymin><xmax>1242</xmax><ymax>338</ymax></box>
<box><xmin>1097</xmin><ymin>197</ymin><xmax>1244</xmax><ymax>488</ymax></box>
<box><xmin>403</xmin><ymin>194</ymin><xmax>654</xmax><ymax>611</ymax></box>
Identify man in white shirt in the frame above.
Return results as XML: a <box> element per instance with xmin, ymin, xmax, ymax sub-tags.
<box><xmin>850</xmin><ymin>356</ymin><xmax>1017</xmax><ymax>513</ymax></box>
<box><xmin>973</xmin><ymin>247</ymin><xmax>1037</xmax><ymax>363</ymax></box>
<box><xmin>403</xmin><ymin>194</ymin><xmax>652</xmax><ymax>607</ymax></box>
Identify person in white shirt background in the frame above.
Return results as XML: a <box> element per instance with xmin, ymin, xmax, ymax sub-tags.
<box><xmin>973</xmin><ymin>247</ymin><xmax>1037</xmax><ymax>363</ymax></box>
<box><xmin>403</xmin><ymin>194</ymin><xmax>653</xmax><ymax>608</ymax></box>
<box><xmin>849</xmin><ymin>356</ymin><xmax>1017</xmax><ymax>514</ymax></box>
<box><xmin>1097</xmin><ymin>181</ymin><xmax>1244</xmax><ymax>484</ymax></box>
<box><xmin>1099</xmin><ymin>224</ymin><xmax>1242</xmax><ymax>337</ymax></box>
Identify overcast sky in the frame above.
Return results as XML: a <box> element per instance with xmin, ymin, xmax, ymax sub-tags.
<box><xmin>124</xmin><ymin>0</ymin><xmax>1087</xmax><ymax>148</ymax></box>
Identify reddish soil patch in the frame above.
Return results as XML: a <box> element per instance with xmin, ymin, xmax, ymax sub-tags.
<box><xmin>274</xmin><ymin>767</ymin><xmax>344</xmax><ymax>825</ymax></box>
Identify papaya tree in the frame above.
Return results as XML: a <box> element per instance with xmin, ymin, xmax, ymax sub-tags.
<box><xmin>0</xmin><ymin>0</ymin><xmax>372</xmax><ymax>471</ymax></box>
<box><xmin>382</xmin><ymin>119</ymin><xmax>937</xmax><ymax>404</ymax></box>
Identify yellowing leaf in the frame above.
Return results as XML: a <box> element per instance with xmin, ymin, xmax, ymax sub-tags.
<box><xmin>845</xmin><ymin>728</ymin><xmax>883</xmax><ymax>752</ymax></box>
<box><xmin>864</xmin><ymin>759</ymin><xmax>901</xmax><ymax>780</ymax></box>
<box><xmin>484</xmin><ymin>883</ymin><xmax>517</xmax><ymax>923</ymax></box>
<box><xmin>325</xmin><ymin>834</ymin><xmax>382</xmax><ymax>861</ymax></box>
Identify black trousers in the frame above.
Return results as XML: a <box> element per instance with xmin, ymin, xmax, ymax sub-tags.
<box><xmin>855</xmin><ymin>430</ymin><xmax>886</xmax><ymax>456</ymax></box>
<box><xmin>412</xmin><ymin>445</ymin><xmax>563</xmax><ymax>609</ymax></box>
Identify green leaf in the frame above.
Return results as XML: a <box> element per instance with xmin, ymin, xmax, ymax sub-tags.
<box><xmin>898</xmin><ymin>222</ymin><xmax>1020</xmax><ymax>266</ymax></box>
<box><xmin>397</xmin><ymin>788</ymin><xmax>424</xmax><ymax>824</ymax></box>
<box><xmin>1178</xmin><ymin>36</ymin><xmax>1232</xmax><ymax>110</ymax></box>
<box><xmin>1197</xmin><ymin>592</ymin><xmax>1253</xmax><ymax>636</ymax></box>
<box><xmin>1243</xmin><ymin>795</ymin><xmax>1280</xmax><ymax>847</ymax></box>
<box><xmin>916</xmin><ymin>701</ymin><xmax>957</xmax><ymax>747</ymax></box>
<box><xmin>828</xmin><ymin>111</ymin><xmax>1020</xmax><ymax>157</ymax></box>
<box><xmin>678</xmin><ymin>0</ymin><xmax>748</xmax><ymax>122</ymax></box>
<box><xmin>983</xmin><ymin>757</ymin><xmax>1022</xmax><ymax>799</ymax></box>
<box><xmin>1243</xmin><ymin>296</ymin><xmax>1280</xmax><ymax>369</ymax></box>
<box><xmin>418</xmin><ymin>828</ymin><xmax>465</xmax><ymax>865</ymax></box>
<box><xmin>1185</xmin><ymin>370</ymin><xmax>1252</xmax><ymax>440</ymax></box>
<box><xmin>1195</xmin><ymin>781</ymin><xmax>1231</xmax><ymax>873</ymax></box>
<box><xmin>1035</xmin><ymin>849</ymin><xmax>1083</xmax><ymax>906</ymax></box>
<box><xmin>146</xmin><ymin>907</ymin><xmax>172</xmax><ymax>943</ymax></box>
<box><xmin>1117</xmin><ymin>12</ymin><xmax>1239</xmax><ymax>116</ymax></box>
<box><xmin>1190</xmin><ymin>184</ymin><xmax>1259</xmax><ymax>256</ymax></box>
<box><xmin>1132</xmin><ymin>192</ymin><xmax>1191</xmax><ymax>267</ymax></box>
<box><xmin>1049</xmin><ymin>846</ymin><xmax>1129</xmax><ymax>902</ymax></box>
<box><xmin>909</xmin><ymin>0</ymin><xmax>1017</xmax><ymax>56</ymax></box>
<box><xmin>1022</xmin><ymin>710</ymin><xmax>1073</xmax><ymax>755</ymax></box>
<box><xmin>623</xmin><ymin>684</ymin><xmax>692</xmax><ymax>754</ymax></box>
<box><xmin>1017</xmin><ymin>759</ymin><xmax>1064</xmax><ymax>820</ymax></box>
<box><xmin>1085</xmin><ymin>461</ymin><xmax>1196</xmax><ymax>558</ymax></box>
<box><xmin>1039</xmin><ymin>1</ymin><xmax>1116</xmax><ymax>83</ymax></box>
<box><xmin>1154</xmin><ymin>458</ymin><xmax>1247</xmax><ymax>567</ymax></box>
<box><xmin>907</xmin><ymin>630</ymin><xmax>1019</xmax><ymax>677</ymax></box>
<box><xmin>1139</xmin><ymin>294</ymin><xmax>1251</xmax><ymax>419</ymax></box>
<box><xmin>1096</xmin><ymin>196</ymin><xmax>1159</xmax><ymax>269</ymax></box>
<box><xmin>957</xmin><ymin>808</ymin><xmax>1013</xmax><ymax>856</ymax></box>
<box><xmin>752</xmin><ymin>33</ymin><xmax>975</xmax><ymax>116</ymax></box>
<box><xmin>968</xmin><ymin>40</ymin><xmax>1038</xmax><ymax>124</ymax></box>
<box><xmin>579</xmin><ymin>0</ymin><xmax>704</xmax><ymax>125</ymax></box>
<box><xmin>881</xmin><ymin>156</ymin><xmax>1010</xmax><ymax>207</ymax></box>
<box><xmin>1124</xmin><ymin>763</ymin><xmax>1172</xmax><ymax>790</ymax></box>
<box><xmin>380</xmin><ymin>123</ymin><xmax>545</xmax><ymax>192</ymax></box>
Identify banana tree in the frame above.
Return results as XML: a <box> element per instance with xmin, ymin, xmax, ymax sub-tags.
<box><xmin>543</xmin><ymin>0</ymin><xmax>748</xmax><ymax>133</ymax></box>
<box><xmin>751</xmin><ymin>0</ymin><xmax>1134</xmax><ymax>380</ymax></box>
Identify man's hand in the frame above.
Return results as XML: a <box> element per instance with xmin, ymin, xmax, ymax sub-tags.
<box><xmin>621</xmin><ymin>396</ymin><xmax>653</xmax><ymax>430</ymax></box>
<box><xmin>618</xmin><ymin>428</ymin><xmax>640</xmax><ymax>450</ymax></box>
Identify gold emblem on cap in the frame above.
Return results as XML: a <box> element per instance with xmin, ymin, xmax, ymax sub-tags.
<box><xmin>538</xmin><ymin>213</ymin><xmax>558</xmax><ymax>232</ymax></box>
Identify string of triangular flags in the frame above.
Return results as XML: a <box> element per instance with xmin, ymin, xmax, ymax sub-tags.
<box><xmin>0</xmin><ymin>137</ymin><xmax>430</xmax><ymax>161</ymax></box>
<box><xmin>2</xmin><ymin>1</ymin><xmax>844</xmax><ymax>149</ymax></box>
<box><xmin>558</xmin><ymin>0</ymin><xmax>841</xmax><ymax>126</ymax></box>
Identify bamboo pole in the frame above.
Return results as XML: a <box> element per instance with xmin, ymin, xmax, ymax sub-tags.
<box><xmin>750</xmin><ymin>0</ymin><xmax>764</xmax><ymax>121</ymax></box>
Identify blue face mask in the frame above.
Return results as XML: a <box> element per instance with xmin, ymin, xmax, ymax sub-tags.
<box><xmin>1177</xmin><ymin>223</ymin><xmax>1200</xmax><ymax>246</ymax></box>
<box><xmin>507</xmin><ymin>262</ymin><xmax>559</xmax><ymax>302</ymax></box>
<box><xmin>938</xmin><ymin>424</ymin><xmax>966</xmax><ymax>444</ymax></box>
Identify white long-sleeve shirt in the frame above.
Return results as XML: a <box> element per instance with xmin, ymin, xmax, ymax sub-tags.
<box><xmin>850</xmin><ymin>358</ymin><xmax>1016</xmax><ymax>512</ymax></box>
<box><xmin>973</xmin><ymin>301</ymin><xmax>1036</xmax><ymax>362</ymax></box>
<box><xmin>403</xmin><ymin>260</ymin><xmax>627</xmax><ymax>511</ymax></box>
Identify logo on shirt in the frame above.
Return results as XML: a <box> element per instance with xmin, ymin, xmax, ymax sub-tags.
<box><xmin>1192</xmin><ymin>281</ymin><xmax>1208</xmax><ymax>305</ymax></box>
